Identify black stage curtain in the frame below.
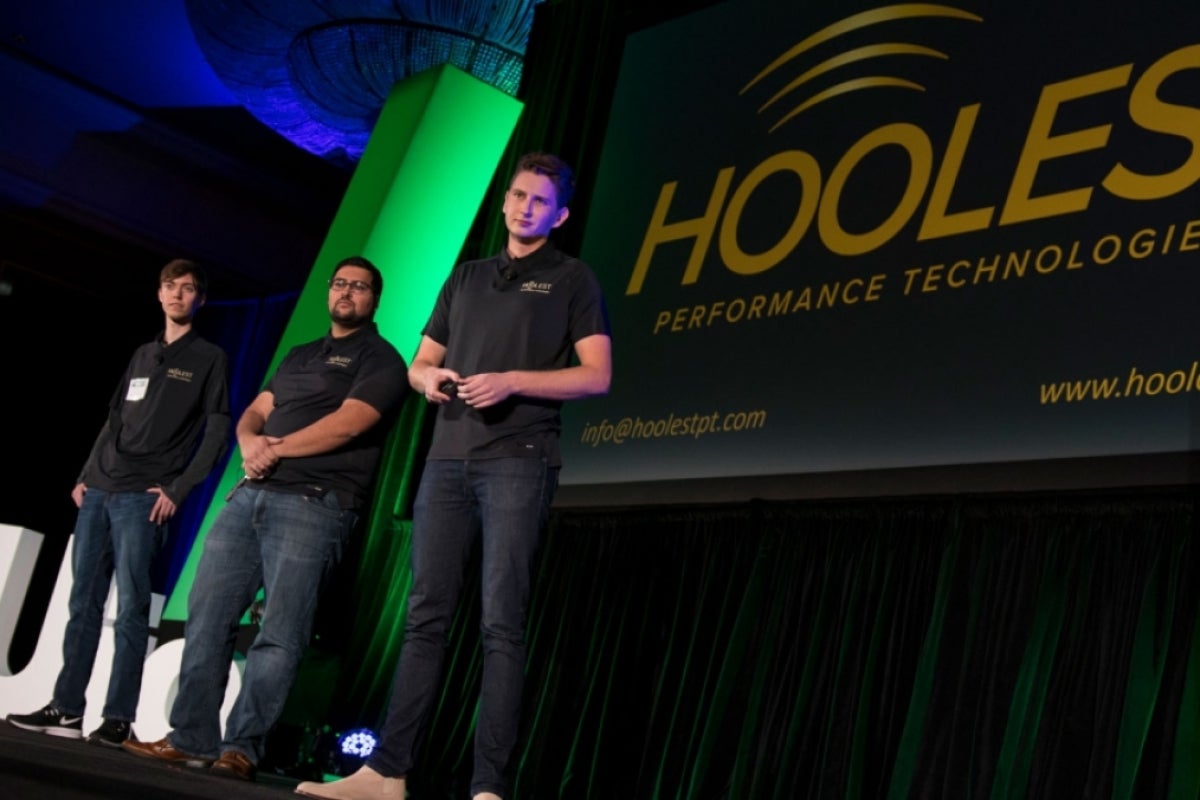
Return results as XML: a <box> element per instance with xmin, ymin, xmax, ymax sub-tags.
<box><xmin>320</xmin><ymin>488</ymin><xmax>1199</xmax><ymax>799</ymax></box>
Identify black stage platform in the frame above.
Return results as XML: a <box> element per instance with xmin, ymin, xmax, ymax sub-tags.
<box><xmin>0</xmin><ymin>722</ymin><xmax>303</xmax><ymax>799</ymax></box>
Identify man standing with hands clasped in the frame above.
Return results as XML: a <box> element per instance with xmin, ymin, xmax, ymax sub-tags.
<box><xmin>6</xmin><ymin>259</ymin><xmax>230</xmax><ymax>748</ymax></box>
<box><xmin>297</xmin><ymin>153</ymin><xmax>612</xmax><ymax>800</ymax></box>
<box><xmin>123</xmin><ymin>255</ymin><xmax>408</xmax><ymax>782</ymax></box>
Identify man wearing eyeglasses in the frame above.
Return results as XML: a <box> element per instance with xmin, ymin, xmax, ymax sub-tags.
<box><xmin>298</xmin><ymin>153</ymin><xmax>612</xmax><ymax>800</ymax></box>
<box><xmin>123</xmin><ymin>255</ymin><xmax>408</xmax><ymax>782</ymax></box>
<box><xmin>6</xmin><ymin>259</ymin><xmax>230</xmax><ymax>749</ymax></box>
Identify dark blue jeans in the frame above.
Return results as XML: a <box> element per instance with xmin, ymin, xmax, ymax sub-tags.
<box><xmin>167</xmin><ymin>485</ymin><xmax>356</xmax><ymax>762</ymax></box>
<box><xmin>369</xmin><ymin>457</ymin><xmax>558</xmax><ymax>798</ymax></box>
<box><xmin>54</xmin><ymin>488</ymin><xmax>163</xmax><ymax>721</ymax></box>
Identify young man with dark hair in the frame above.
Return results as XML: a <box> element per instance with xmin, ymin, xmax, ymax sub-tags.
<box><xmin>123</xmin><ymin>255</ymin><xmax>409</xmax><ymax>781</ymax></box>
<box><xmin>6</xmin><ymin>259</ymin><xmax>230</xmax><ymax>747</ymax></box>
<box><xmin>297</xmin><ymin>153</ymin><xmax>612</xmax><ymax>800</ymax></box>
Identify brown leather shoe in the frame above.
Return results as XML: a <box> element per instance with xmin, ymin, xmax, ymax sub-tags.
<box><xmin>211</xmin><ymin>749</ymin><xmax>256</xmax><ymax>781</ymax></box>
<box><xmin>121</xmin><ymin>736</ymin><xmax>213</xmax><ymax>768</ymax></box>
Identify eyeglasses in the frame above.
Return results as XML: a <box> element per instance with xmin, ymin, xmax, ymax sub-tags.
<box><xmin>329</xmin><ymin>278</ymin><xmax>374</xmax><ymax>295</ymax></box>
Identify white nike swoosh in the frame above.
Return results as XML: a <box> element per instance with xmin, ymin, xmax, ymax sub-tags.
<box><xmin>61</xmin><ymin>717</ymin><xmax>82</xmax><ymax>725</ymax></box>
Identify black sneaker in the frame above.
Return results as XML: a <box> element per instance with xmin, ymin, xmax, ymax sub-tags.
<box><xmin>87</xmin><ymin>718</ymin><xmax>137</xmax><ymax>748</ymax></box>
<box><xmin>5</xmin><ymin>704</ymin><xmax>83</xmax><ymax>739</ymax></box>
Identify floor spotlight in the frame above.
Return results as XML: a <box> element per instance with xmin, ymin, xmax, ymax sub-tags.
<box><xmin>335</xmin><ymin>727</ymin><xmax>379</xmax><ymax>774</ymax></box>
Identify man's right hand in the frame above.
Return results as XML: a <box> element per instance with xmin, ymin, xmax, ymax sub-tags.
<box><xmin>71</xmin><ymin>483</ymin><xmax>87</xmax><ymax>508</ymax></box>
<box><xmin>423</xmin><ymin>369</ymin><xmax>462</xmax><ymax>404</ymax></box>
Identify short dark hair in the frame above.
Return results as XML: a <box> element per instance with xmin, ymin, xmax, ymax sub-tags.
<box><xmin>160</xmin><ymin>259</ymin><xmax>207</xmax><ymax>297</ymax></box>
<box><xmin>332</xmin><ymin>255</ymin><xmax>383</xmax><ymax>298</ymax></box>
<box><xmin>510</xmin><ymin>152</ymin><xmax>576</xmax><ymax>208</ymax></box>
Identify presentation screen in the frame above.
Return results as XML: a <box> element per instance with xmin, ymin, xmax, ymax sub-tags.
<box><xmin>557</xmin><ymin>0</ymin><xmax>1200</xmax><ymax>504</ymax></box>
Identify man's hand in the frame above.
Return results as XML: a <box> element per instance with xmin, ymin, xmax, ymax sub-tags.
<box><xmin>240</xmin><ymin>433</ymin><xmax>281</xmax><ymax>479</ymax></box>
<box><xmin>235</xmin><ymin>390</ymin><xmax>278</xmax><ymax>479</ymax></box>
<box><xmin>146</xmin><ymin>487</ymin><xmax>178</xmax><ymax>525</ymax></box>
<box><xmin>410</xmin><ymin>336</ymin><xmax>455</xmax><ymax>404</ymax></box>
<box><xmin>423</xmin><ymin>369</ymin><xmax>463</xmax><ymax>404</ymax></box>
<box><xmin>71</xmin><ymin>483</ymin><xmax>87</xmax><ymax>508</ymax></box>
<box><xmin>457</xmin><ymin>372</ymin><xmax>515</xmax><ymax>409</ymax></box>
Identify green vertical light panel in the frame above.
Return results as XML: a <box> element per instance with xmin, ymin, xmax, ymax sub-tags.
<box><xmin>164</xmin><ymin>63</ymin><xmax>522</xmax><ymax>621</ymax></box>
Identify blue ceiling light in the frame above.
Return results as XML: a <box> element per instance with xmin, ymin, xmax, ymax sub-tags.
<box><xmin>184</xmin><ymin>1</ymin><xmax>541</xmax><ymax>165</ymax></box>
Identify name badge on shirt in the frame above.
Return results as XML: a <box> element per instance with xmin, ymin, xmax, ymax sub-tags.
<box><xmin>127</xmin><ymin>377</ymin><xmax>149</xmax><ymax>401</ymax></box>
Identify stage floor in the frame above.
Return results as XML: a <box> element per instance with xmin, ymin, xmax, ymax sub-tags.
<box><xmin>0</xmin><ymin>722</ymin><xmax>302</xmax><ymax>799</ymax></box>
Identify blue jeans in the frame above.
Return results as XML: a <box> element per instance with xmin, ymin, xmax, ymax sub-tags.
<box><xmin>54</xmin><ymin>488</ymin><xmax>163</xmax><ymax>721</ymax></box>
<box><xmin>167</xmin><ymin>485</ymin><xmax>357</xmax><ymax>763</ymax></box>
<box><xmin>370</xmin><ymin>457</ymin><xmax>558</xmax><ymax>798</ymax></box>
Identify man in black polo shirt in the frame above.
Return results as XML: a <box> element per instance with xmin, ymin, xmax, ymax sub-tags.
<box><xmin>298</xmin><ymin>153</ymin><xmax>612</xmax><ymax>800</ymax></box>
<box><xmin>123</xmin><ymin>255</ymin><xmax>408</xmax><ymax>782</ymax></box>
<box><xmin>6</xmin><ymin>259</ymin><xmax>230</xmax><ymax>748</ymax></box>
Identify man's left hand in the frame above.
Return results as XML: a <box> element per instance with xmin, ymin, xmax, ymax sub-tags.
<box><xmin>146</xmin><ymin>487</ymin><xmax>178</xmax><ymax>525</ymax></box>
<box><xmin>457</xmin><ymin>372</ymin><xmax>514</xmax><ymax>409</ymax></box>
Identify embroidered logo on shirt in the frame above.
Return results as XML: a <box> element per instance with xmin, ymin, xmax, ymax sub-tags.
<box><xmin>520</xmin><ymin>280</ymin><xmax>552</xmax><ymax>294</ymax></box>
<box><xmin>166</xmin><ymin>368</ymin><xmax>194</xmax><ymax>382</ymax></box>
<box><xmin>326</xmin><ymin>355</ymin><xmax>353</xmax><ymax>367</ymax></box>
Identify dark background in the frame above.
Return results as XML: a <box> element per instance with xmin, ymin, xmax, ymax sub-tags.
<box><xmin>2</xmin><ymin>4</ymin><xmax>1198</xmax><ymax>797</ymax></box>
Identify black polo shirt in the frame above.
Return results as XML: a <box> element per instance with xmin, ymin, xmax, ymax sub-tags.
<box><xmin>423</xmin><ymin>241</ymin><xmax>610</xmax><ymax>465</ymax></box>
<box><xmin>261</xmin><ymin>322</ymin><xmax>408</xmax><ymax>509</ymax></box>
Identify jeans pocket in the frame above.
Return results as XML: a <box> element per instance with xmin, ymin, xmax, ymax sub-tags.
<box><xmin>302</xmin><ymin>492</ymin><xmax>343</xmax><ymax>517</ymax></box>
